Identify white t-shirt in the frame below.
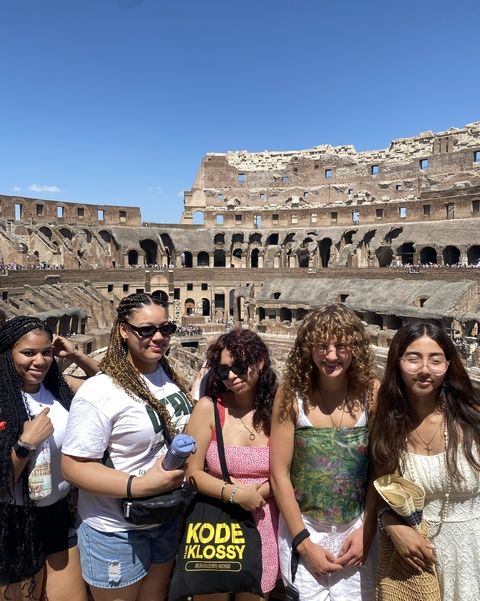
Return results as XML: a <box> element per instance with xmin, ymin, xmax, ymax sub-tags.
<box><xmin>15</xmin><ymin>384</ymin><xmax>70</xmax><ymax>507</ymax></box>
<box><xmin>62</xmin><ymin>366</ymin><xmax>191</xmax><ymax>532</ymax></box>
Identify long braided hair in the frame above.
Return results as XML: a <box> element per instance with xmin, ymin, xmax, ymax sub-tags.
<box><xmin>0</xmin><ymin>316</ymin><xmax>73</xmax><ymax>584</ymax></box>
<box><xmin>99</xmin><ymin>293</ymin><xmax>190</xmax><ymax>438</ymax></box>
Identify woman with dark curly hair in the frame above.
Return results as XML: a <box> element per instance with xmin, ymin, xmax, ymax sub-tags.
<box><xmin>270</xmin><ymin>304</ymin><xmax>378</xmax><ymax>601</ymax></box>
<box><xmin>0</xmin><ymin>316</ymin><xmax>97</xmax><ymax>601</ymax></box>
<box><xmin>185</xmin><ymin>328</ymin><xmax>279</xmax><ymax>599</ymax></box>
<box><xmin>371</xmin><ymin>322</ymin><xmax>480</xmax><ymax>600</ymax></box>
<box><xmin>62</xmin><ymin>293</ymin><xmax>192</xmax><ymax>601</ymax></box>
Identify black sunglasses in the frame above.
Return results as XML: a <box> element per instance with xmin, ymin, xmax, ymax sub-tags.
<box><xmin>125</xmin><ymin>321</ymin><xmax>177</xmax><ymax>338</ymax></box>
<box><xmin>215</xmin><ymin>361</ymin><xmax>248</xmax><ymax>380</ymax></box>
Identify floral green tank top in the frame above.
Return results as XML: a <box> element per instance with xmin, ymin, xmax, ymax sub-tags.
<box><xmin>290</xmin><ymin>424</ymin><xmax>369</xmax><ymax>524</ymax></box>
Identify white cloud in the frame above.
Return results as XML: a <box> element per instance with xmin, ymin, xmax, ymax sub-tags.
<box><xmin>28</xmin><ymin>184</ymin><xmax>61</xmax><ymax>193</ymax></box>
<box><xmin>148</xmin><ymin>186</ymin><xmax>162</xmax><ymax>193</ymax></box>
<box><xmin>13</xmin><ymin>186</ymin><xmax>21</xmax><ymax>192</ymax></box>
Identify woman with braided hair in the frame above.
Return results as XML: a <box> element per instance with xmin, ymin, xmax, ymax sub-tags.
<box><xmin>0</xmin><ymin>316</ymin><xmax>97</xmax><ymax>601</ymax></box>
<box><xmin>62</xmin><ymin>292</ymin><xmax>192</xmax><ymax>601</ymax></box>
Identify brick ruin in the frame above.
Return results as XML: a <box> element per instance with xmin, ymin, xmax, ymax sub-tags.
<box><xmin>1</xmin><ymin>121</ymin><xmax>480</xmax><ymax>376</ymax></box>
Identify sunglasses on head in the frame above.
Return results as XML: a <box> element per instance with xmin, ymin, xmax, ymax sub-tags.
<box><xmin>125</xmin><ymin>321</ymin><xmax>177</xmax><ymax>338</ymax></box>
<box><xmin>215</xmin><ymin>361</ymin><xmax>248</xmax><ymax>380</ymax></box>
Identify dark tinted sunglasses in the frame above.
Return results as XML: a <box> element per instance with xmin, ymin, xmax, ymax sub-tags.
<box><xmin>215</xmin><ymin>361</ymin><xmax>248</xmax><ymax>380</ymax></box>
<box><xmin>125</xmin><ymin>321</ymin><xmax>177</xmax><ymax>338</ymax></box>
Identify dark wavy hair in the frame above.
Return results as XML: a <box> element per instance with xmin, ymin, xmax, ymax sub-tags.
<box><xmin>0</xmin><ymin>316</ymin><xmax>73</xmax><ymax>587</ymax></box>
<box><xmin>371</xmin><ymin>321</ymin><xmax>480</xmax><ymax>479</ymax></box>
<box><xmin>280</xmin><ymin>303</ymin><xmax>376</xmax><ymax>420</ymax></box>
<box><xmin>204</xmin><ymin>329</ymin><xmax>278</xmax><ymax>436</ymax></box>
<box><xmin>99</xmin><ymin>292</ymin><xmax>191</xmax><ymax>439</ymax></box>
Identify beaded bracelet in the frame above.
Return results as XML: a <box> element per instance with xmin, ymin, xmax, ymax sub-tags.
<box><xmin>377</xmin><ymin>506</ymin><xmax>393</xmax><ymax>534</ymax></box>
<box><xmin>220</xmin><ymin>481</ymin><xmax>229</xmax><ymax>502</ymax></box>
<box><xmin>229</xmin><ymin>484</ymin><xmax>240</xmax><ymax>503</ymax></box>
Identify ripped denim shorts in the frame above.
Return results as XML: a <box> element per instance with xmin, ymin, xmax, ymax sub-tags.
<box><xmin>78</xmin><ymin>519</ymin><xmax>179</xmax><ymax>588</ymax></box>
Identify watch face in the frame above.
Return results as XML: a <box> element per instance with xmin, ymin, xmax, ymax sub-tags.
<box><xmin>14</xmin><ymin>442</ymin><xmax>33</xmax><ymax>459</ymax></box>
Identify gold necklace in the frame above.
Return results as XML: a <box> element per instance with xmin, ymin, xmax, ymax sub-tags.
<box><xmin>322</xmin><ymin>385</ymin><xmax>349</xmax><ymax>429</ymax></box>
<box><xmin>414</xmin><ymin>416</ymin><xmax>444</xmax><ymax>454</ymax></box>
<box><xmin>239</xmin><ymin>415</ymin><xmax>256</xmax><ymax>441</ymax></box>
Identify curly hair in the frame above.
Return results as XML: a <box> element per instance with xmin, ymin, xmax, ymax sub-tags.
<box><xmin>0</xmin><ymin>316</ymin><xmax>73</xmax><ymax>588</ymax></box>
<box><xmin>99</xmin><ymin>292</ymin><xmax>191</xmax><ymax>439</ymax></box>
<box><xmin>204</xmin><ymin>329</ymin><xmax>278</xmax><ymax>436</ymax></box>
<box><xmin>280</xmin><ymin>304</ymin><xmax>376</xmax><ymax>420</ymax></box>
<box><xmin>371</xmin><ymin>321</ymin><xmax>480</xmax><ymax>480</ymax></box>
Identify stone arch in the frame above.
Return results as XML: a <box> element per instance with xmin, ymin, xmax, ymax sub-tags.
<box><xmin>398</xmin><ymin>242</ymin><xmax>415</xmax><ymax>265</ymax></box>
<box><xmin>197</xmin><ymin>251</ymin><xmax>209</xmax><ymax>267</ymax></box>
<box><xmin>99</xmin><ymin>229</ymin><xmax>112</xmax><ymax>243</ymax></box>
<box><xmin>266</xmin><ymin>233</ymin><xmax>278</xmax><ymax>245</ymax></box>
<box><xmin>343</xmin><ymin>230</ymin><xmax>357</xmax><ymax>244</ymax></box>
<box><xmin>376</xmin><ymin>246</ymin><xmax>394</xmax><ymax>267</ymax></box>
<box><xmin>128</xmin><ymin>250</ymin><xmax>139</xmax><ymax>265</ymax></box>
<box><xmin>214</xmin><ymin>233</ymin><xmax>225</xmax><ymax>245</ymax></box>
<box><xmin>214</xmin><ymin>249</ymin><xmax>226</xmax><ymax>267</ymax></box>
<box><xmin>420</xmin><ymin>246</ymin><xmax>437</xmax><ymax>265</ymax></box>
<box><xmin>319</xmin><ymin>238</ymin><xmax>332</xmax><ymax>267</ymax></box>
<box><xmin>184</xmin><ymin>298</ymin><xmax>195</xmax><ymax>315</ymax></box>
<box><xmin>280</xmin><ymin>307</ymin><xmax>292</xmax><ymax>322</ymax></box>
<box><xmin>39</xmin><ymin>226</ymin><xmax>53</xmax><ymax>240</ymax></box>
<box><xmin>140</xmin><ymin>239</ymin><xmax>158</xmax><ymax>265</ymax></box>
<box><xmin>298</xmin><ymin>249</ymin><xmax>309</xmax><ymax>268</ymax></box>
<box><xmin>201</xmin><ymin>298</ymin><xmax>210</xmax><ymax>316</ymax></box>
<box><xmin>182</xmin><ymin>251</ymin><xmax>193</xmax><ymax>267</ymax></box>
<box><xmin>232</xmin><ymin>233</ymin><xmax>244</xmax><ymax>244</ymax></box>
<box><xmin>160</xmin><ymin>233</ymin><xmax>175</xmax><ymax>266</ymax></box>
<box><xmin>59</xmin><ymin>227</ymin><xmax>73</xmax><ymax>240</ymax></box>
<box><xmin>284</xmin><ymin>232</ymin><xmax>296</xmax><ymax>244</ymax></box>
<box><xmin>249</xmin><ymin>233</ymin><xmax>262</xmax><ymax>244</ymax></box>
<box><xmin>232</xmin><ymin>248</ymin><xmax>242</xmax><ymax>268</ymax></box>
<box><xmin>79</xmin><ymin>229</ymin><xmax>92</xmax><ymax>243</ymax></box>
<box><xmin>192</xmin><ymin>210</ymin><xmax>204</xmax><ymax>225</ymax></box>
<box><xmin>443</xmin><ymin>246</ymin><xmax>460</xmax><ymax>266</ymax></box>
<box><xmin>250</xmin><ymin>248</ymin><xmax>260</xmax><ymax>268</ymax></box>
<box><xmin>467</xmin><ymin>245</ymin><xmax>480</xmax><ymax>266</ymax></box>
<box><xmin>151</xmin><ymin>290</ymin><xmax>168</xmax><ymax>304</ymax></box>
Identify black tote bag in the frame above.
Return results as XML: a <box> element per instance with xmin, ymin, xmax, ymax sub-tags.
<box><xmin>168</xmin><ymin>398</ymin><xmax>263</xmax><ymax>600</ymax></box>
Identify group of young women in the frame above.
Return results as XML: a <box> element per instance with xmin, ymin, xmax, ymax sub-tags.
<box><xmin>1</xmin><ymin>294</ymin><xmax>479</xmax><ymax>601</ymax></box>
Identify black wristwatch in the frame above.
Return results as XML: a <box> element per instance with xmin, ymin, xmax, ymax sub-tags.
<box><xmin>13</xmin><ymin>438</ymin><xmax>36</xmax><ymax>459</ymax></box>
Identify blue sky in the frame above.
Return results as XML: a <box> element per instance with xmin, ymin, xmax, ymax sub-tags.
<box><xmin>1</xmin><ymin>0</ymin><xmax>478</xmax><ymax>224</ymax></box>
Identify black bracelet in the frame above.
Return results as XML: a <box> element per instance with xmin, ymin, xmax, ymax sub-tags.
<box><xmin>126</xmin><ymin>474</ymin><xmax>136</xmax><ymax>499</ymax></box>
<box><xmin>292</xmin><ymin>528</ymin><xmax>310</xmax><ymax>552</ymax></box>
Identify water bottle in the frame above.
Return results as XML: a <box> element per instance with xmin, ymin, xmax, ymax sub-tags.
<box><xmin>28</xmin><ymin>440</ymin><xmax>52</xmax><ymax>500</ymax></box>
<box><xmin>162</xmin><ymin>434</ymin><xmax>196</xmax><ymax>470</ymax></box>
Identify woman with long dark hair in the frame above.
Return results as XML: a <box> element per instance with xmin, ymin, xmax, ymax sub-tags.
<box><xmin>62</xmin><ymin>293</ymin><xmax>192</xmax><ymax>601</ymax></box>
<box><xmin>270</xmin><ymin>304</ymin><xmax>377</xmax><ymax>601</ymax></box>
<box><xmin>0</xmin><ymin>316</ymin><xmax>97</xmax><ymax>601</ymax></box>
<box><xmin>185</xmin><ymin>328</ymin><xmax>279</xmax><ymax>599</ymax></box>
<box><xmin>371</xmin><ymin>321</ymin><xmax>480</xmax><ymax>600</ymax></box>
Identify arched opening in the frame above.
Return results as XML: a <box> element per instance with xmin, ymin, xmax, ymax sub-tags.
<box><xmin>197</xmin><ymin>251</ymin><xmax>209</xmax><ymax>267</ymax></box>
<box><xmin>250</xmin><ymin>248</ymin><xmax>259</xmax><ymax>268</ymax></box>
<box><xmin>298</xmin><ymin>250</ymin><xmax>309</xmax><ymax>268</ymax></box>
<box><xmin>192</xmin><ymin>211</ymin><xmax>204</xmax><ymax>225</ymax></box>
<box><xmin>99</xmin><ymin>230</ymin><xmax>112</xmax><ymax>243</ymax></box>
<box><xmin>376</xmin><ymin>246</ymin><xmax>394</xmax><ymax>268</ymax></box>
<box><xmin>214</xmin><ymin>249</ymin><xmax>226</xmax><ymax>267</ymax></box>
<box><xmin>79</xmin><ymin>229</ymin><xmax>92</xmax><ymax>243</ymax></box>
<box><xmin>59</xmin><ymin>228</ymin><xmax>73</xmax><ymax>239</ymax></box>
<box><xmin>182</xmin><ymin>251</ymin><xmax>193</xmax><ymax>267</ymax></box>
<box><xmin>319</xmin><ymin>238</ymin><xmax>332</xmax><ymax>268</ymax></box>
<box><xmin>258</xmin><ymin>307</ymin><xmax>266</xmax><ymax>321</ymax></box>
<box><xmin>467</xmin><ymin>245</ymin><xmax>480</xmax><ymax>266</ymax></box>
<box><xmin>39</xmin><ymin>226</ymin><xmax>53</xmax><ymax>240</ymax></box>
<box><xmin>297</xmin><ymin>308</ymin><xmax>308</xmax><ymax>321</ymax></box>
<box><xmin>384</xmin><ymin>227</ymin><xmax>403</xmax><ymax>243</ymax></box>
<box><xmin>343</xmin><ymin>230</ymin><xmax>356</xmax><ymax>245</ymax></box>
<box><xmin>280</xmin><ymin>307</ymin><xmax>292</xmax><ymax>322</ymax></box>
<box><xmin>160</xmin><ymin>233</ymin><xmax>175</xmax><ymax>267</ymax></box>
<box><xmin>140</xmin><ymin>239</ymin><xmax>158</xmax><ymax>265</ymax></box>
<box><xmin>128</xmin><ymin>250</ymin><xmax>139</xmax><ymax>265</ymax></box>
<box><xmin>398</xmin><ymin>242</ymin><xmax>415</xmax><ymax>265</ymax></box>
<box><xmin>443</xmin><ymin>246</ymin><xmax>460</xmax><ymax>266</ymax></box>
<box><xmin>266</xmin><ymin>233</ymin><xmax>279</xmax><ymax>245</ymax></box>
<box><xmin>232</xmin><ymin>248</ymin><xmax>242</xmax><ymax>268</ymax></box>
<box><xmin>202</xmin><ymin>298</ymin><xmax>210</xmax><ymax>317</ymax></box>
<box><xmin>184</xmin><ymin>298</ymin><xmax>195</xmax><ymax>315</ymax></box>
<box><xmin>232</xmin><ymin>233</ymin><xmax>244</xmax><ymax>244</ymax></box>
<box><xmin>152</xmin><ymin>290</ymin><xmax>168</xmax><ymax>304</ymax></box>
<box><xmin>420</xmin><ymin>246</ymin><xmax>437</xmax><ymax>265</ymax></box>
<box><xmin>284</xmin><ymin>232</ymin><xmax>295</xmax><ymax>244</ymax></box>
<box><xmin>249</xmin><ymin>233</ymin><xmax>262</xmax><ymax>244</ymax></box>
<box><xmin>214</xmin><ymin>233</ymin><xmax>225</xmax><ymax>245</ymax></box>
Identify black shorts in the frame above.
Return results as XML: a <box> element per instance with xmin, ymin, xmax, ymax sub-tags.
<box><xmin>0</xmin><ymin>496</ymin><xmax>76</xmax><ymax>585</ymax></box>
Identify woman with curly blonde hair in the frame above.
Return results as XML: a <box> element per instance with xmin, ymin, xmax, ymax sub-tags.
<box><xmin>271</xmin><ymin>303</ymin><xmax>378</xmax><ymax>601</ymax></box>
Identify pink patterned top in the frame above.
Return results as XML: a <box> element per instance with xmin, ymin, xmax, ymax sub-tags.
<box><xmin>205</xmin><ymin>401</ymin><xmax>280</xmax><ymax>593</ymax></box>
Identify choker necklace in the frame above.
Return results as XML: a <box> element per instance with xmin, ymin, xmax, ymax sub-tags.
<box><xmin>239</xmin><ymin>415</ymin><xmax>256</xmax><ymax>441</ymax></box>
<box><xmin>414</xmin><ymin>415</ymin><xmax>444</xmax><ymax>454</ymax></box>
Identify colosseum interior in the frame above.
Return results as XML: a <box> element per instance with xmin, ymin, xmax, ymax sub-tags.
<box><xmin>1</xmin><ymin>121</ymin><xmax>480</xmax><ymax>381</ymax></box>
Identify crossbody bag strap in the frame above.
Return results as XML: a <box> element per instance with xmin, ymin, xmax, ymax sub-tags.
<box><xmin>213</xmin><ymin>397</ymin><xmax>232</xmax><ymax>485</ymax></box>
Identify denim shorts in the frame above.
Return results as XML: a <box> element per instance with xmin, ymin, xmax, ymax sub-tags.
<box><xmin>78</xmin><ymin>519</ymin><xmax>179</xmax><ymax>589</ymax></box>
